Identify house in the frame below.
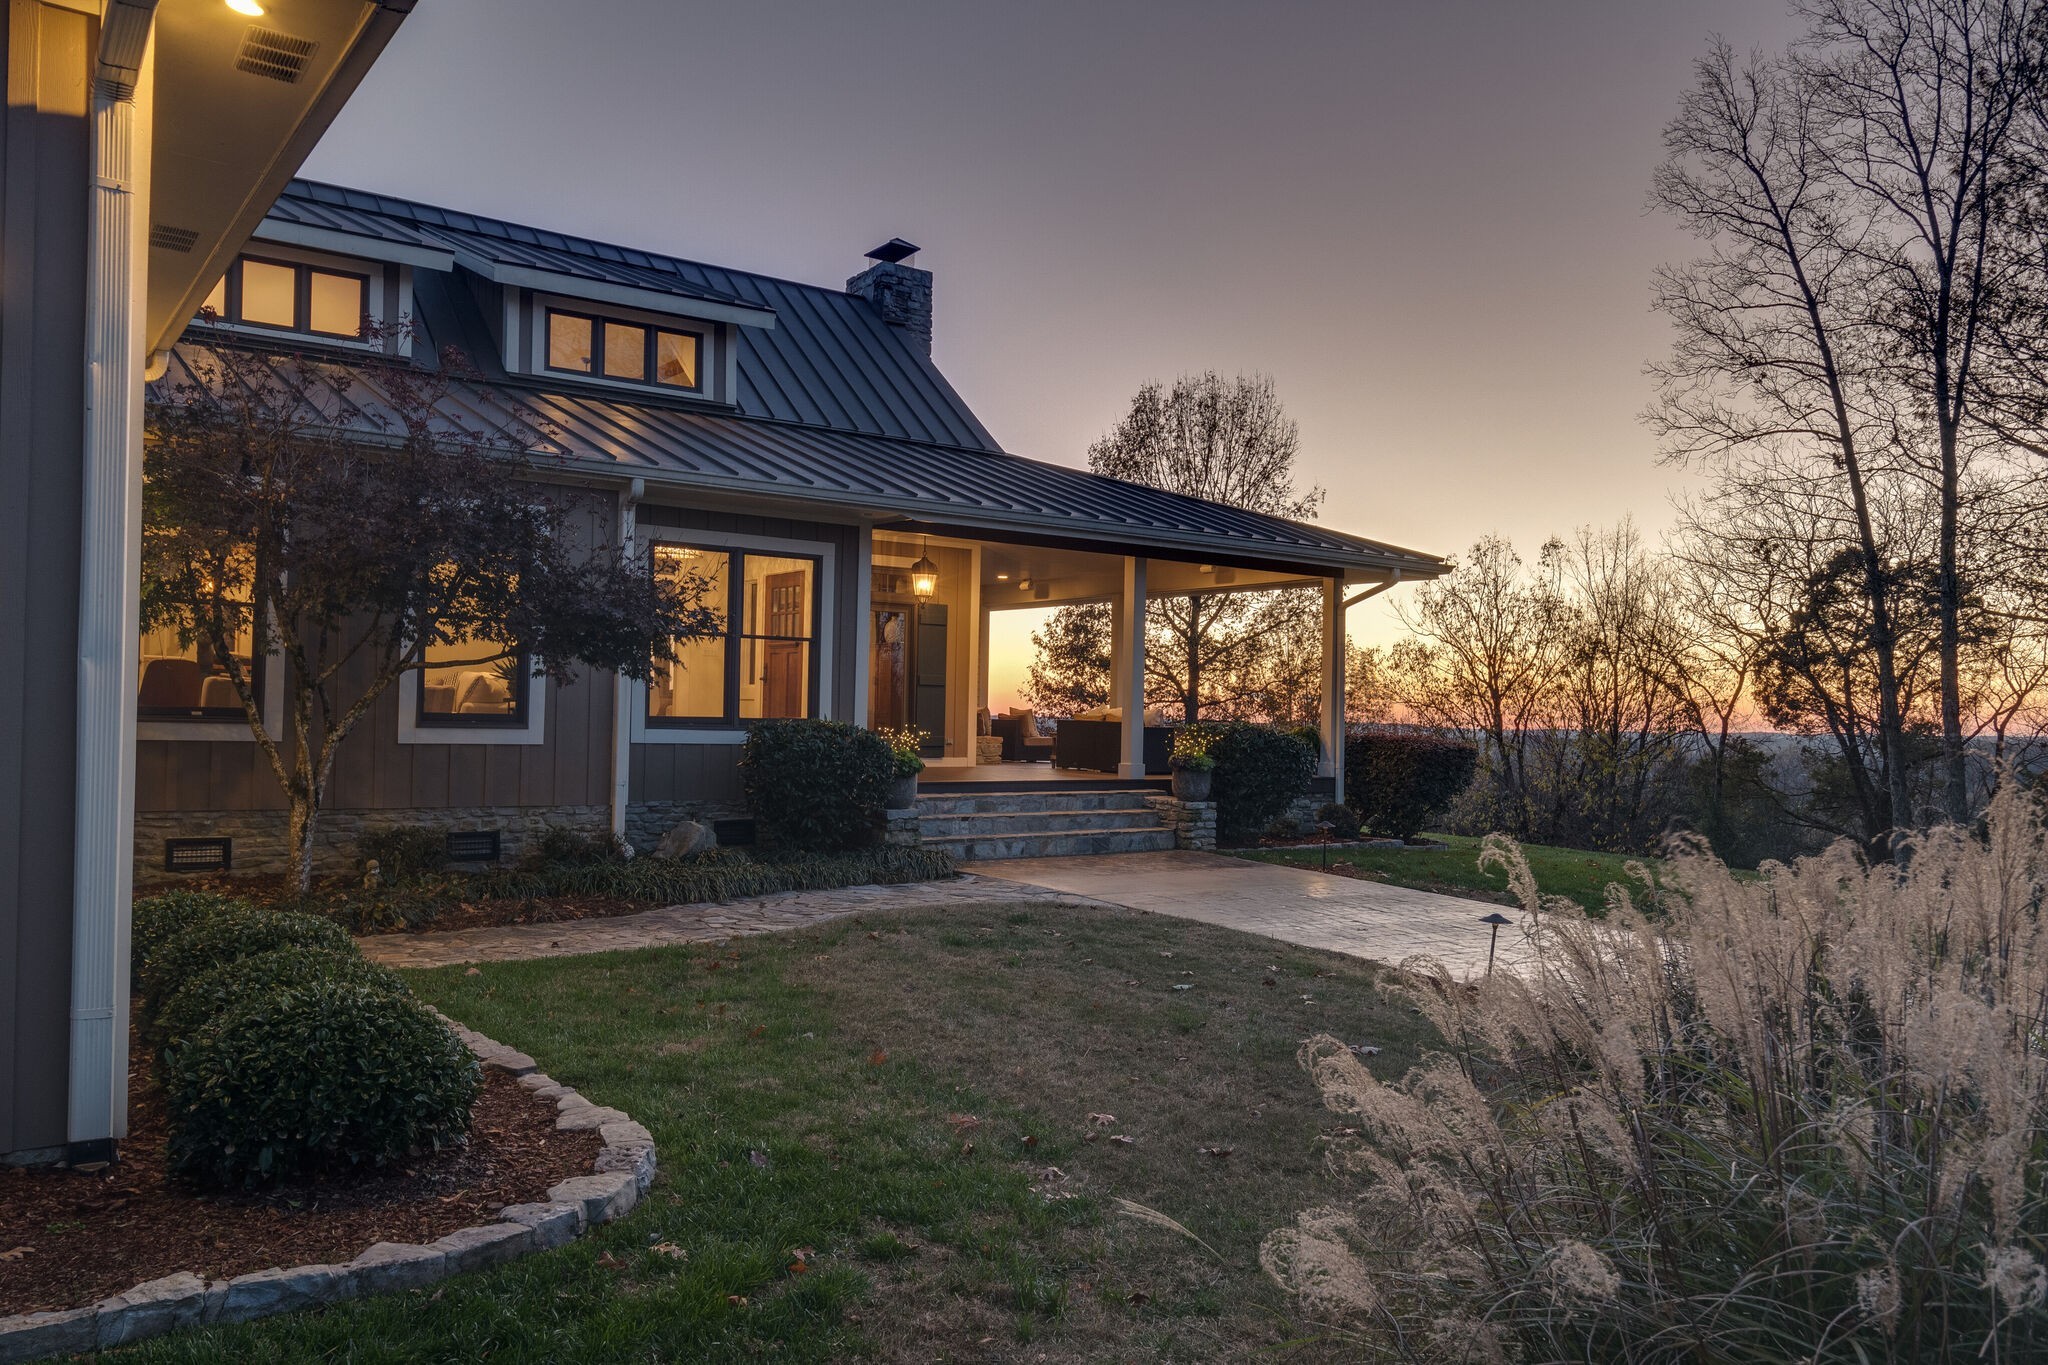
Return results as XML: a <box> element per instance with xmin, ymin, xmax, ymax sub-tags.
<box><xmin>136</xmin><ymin>178</ymin><xmax>1448</xmax><ymax>877</ymax></box>
<box><xmin>1</xmin><ymin>1</ymin><xmax>414</xmax><ymax>1166</ymax></box>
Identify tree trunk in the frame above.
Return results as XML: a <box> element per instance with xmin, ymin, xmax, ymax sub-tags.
<box><xmin>287</xmin><ymin>794</ymin><xmax>319</xmax><ymax>895</ymax></box>
<box><xmin>1184</xmin><ymin>594</ymin><xmax>1201</xmax><ymax>723</ymax></box>
<box><xmin>1937</xmin><ymin>422</ymin><xmax>1969</xmax><ymax>825</ymax></box>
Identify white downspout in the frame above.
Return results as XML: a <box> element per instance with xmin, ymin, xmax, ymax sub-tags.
<box><xmin>608</xmin><ymin>477</ymin><xmax>644</xmax><ymax>847</ymax></box>
<box><xmin>71</xmin><ymin>1</ymin><xmax>156</xmax><ymax>1155</ymax></box>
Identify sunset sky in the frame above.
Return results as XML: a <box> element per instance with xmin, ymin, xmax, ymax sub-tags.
<box><xmin>302</xmin><ymin>0</ymin><xmax>1811</xmax><ymax>706</ymax></box>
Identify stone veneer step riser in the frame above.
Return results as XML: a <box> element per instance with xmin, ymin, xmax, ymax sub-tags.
<box><xmin>918</xmin><ymin>809</ymin><xmax>1165</xmax><ymax>838</ymax></box>
<box><xmin>923</xmin><ymin>828</ymin><xmax>1177</xmax><ymax>861</ymax></box>
<box><xmin>914</xmin><ymin>791</ymin><xmax>1160</xmax><ymax>817</ymax></box>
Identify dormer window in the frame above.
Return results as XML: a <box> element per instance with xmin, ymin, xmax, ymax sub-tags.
<box><xmin>203</xmin><ymin>255</ymin><xmax>369</xmax><ymax>339</ymax></box>
<box><xmin>544</xmin><ymin>308</ymin><xmax>700</xmax><ymax>391</ymax></box>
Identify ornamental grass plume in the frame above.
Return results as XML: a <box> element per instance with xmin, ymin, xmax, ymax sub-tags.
<box><xmin>1263</xmin><ymin>782</ymin><xmax>2048</xmax><ymax>1364</ymax></box>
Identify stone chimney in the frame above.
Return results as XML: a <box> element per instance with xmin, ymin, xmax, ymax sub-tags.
<box><xmin>846</xmin><ymin>238</ymin><xmax>932</xmax><ymax>354</ymax></box>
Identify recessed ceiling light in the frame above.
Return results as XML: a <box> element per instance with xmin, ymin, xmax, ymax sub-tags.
<box><xmin>995</xmin><ymin>572</ymin><xmax>1009</xmax><ymax>580</ymax></box>
<box><xmin>226</xmin><ymin>0</ymin><xmax>264</xmax><ymax>15</ymax></box>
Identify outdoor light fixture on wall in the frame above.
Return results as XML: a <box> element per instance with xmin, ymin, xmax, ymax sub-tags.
<box><xmin>226</xmin><ymin>0</ymin><xmax>265</xmax><ymax>15</ymax></box>
<box><xmin>910</xmin><ymin>539</ymin><xmax>938</xmax><ymax>598</ymax></box>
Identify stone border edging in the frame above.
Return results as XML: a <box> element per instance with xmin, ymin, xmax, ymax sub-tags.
<box><xmin>0</xmin><ymin>1018</ymin><xmax>653</xmax><ymax>1363</ymax></box>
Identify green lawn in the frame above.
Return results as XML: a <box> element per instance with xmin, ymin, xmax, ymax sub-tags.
<box><xmin>113</xmin><ymin>900</ymin><xmax>1435</xmax><ymax>1363</ymax></box>
<box><xmin>1240</xmin><ymin>832</ymin><xmax>1657</xmax><ymax>913</ymax></box>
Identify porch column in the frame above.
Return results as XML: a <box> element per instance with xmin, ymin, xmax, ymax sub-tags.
<box><xmin>1117</xmin><ymin>556</ymin><xmax>1147</xmax><ymax>778</ymax></box>
<box><xmin>1321</xmin><ymin>577</ymin><xmax>1346</xmax><ymax>805</ymax></box>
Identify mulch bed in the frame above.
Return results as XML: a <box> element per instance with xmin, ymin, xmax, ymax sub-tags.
<box><xmin>0</xmin><ymin>1046</ymin><xmax>601</xmax><ymax>1316</ymax></box>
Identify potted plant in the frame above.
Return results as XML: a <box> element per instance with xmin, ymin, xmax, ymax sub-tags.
<box><xmin>1168</xmin><ymin>727</ymin><xmax>1215</xmax><ymax>801</ymax></box>
<box><xmin>876</xmin><ymin>726</ymin><xmax>928</xmax><ymax>808</ymax></box>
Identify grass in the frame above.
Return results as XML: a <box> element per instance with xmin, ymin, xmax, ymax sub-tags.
<box><xmin>1239</xmin><ymin>831</ymin><xmax>1654</xmax><ymax>913</ymax></box>
<box><xmin>112</xmin><ymin>899</ymin><xmax>1436</xmax><ymax>1363</ymax></box>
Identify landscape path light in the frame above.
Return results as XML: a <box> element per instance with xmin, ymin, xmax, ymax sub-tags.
<box><xmin>1480</xmin><ymin>911</ymin><xmax>1512</xmax><ymax>978</ymax></box>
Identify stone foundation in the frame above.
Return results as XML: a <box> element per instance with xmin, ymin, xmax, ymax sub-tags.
<box><xmin>134</xmin><ymin>805</ymin><xmax>609</xmax><ymax>884</ymax></box>
<box><xmin>882</xmin><ymin>807</ymin><xmax>922</xmax><ymax>847</ymax></box>
<box><xmin>622</xmin><ymin>800</ymin><xmax>748</xmax><ymax>855</ymax></box>
<box><xmin>1146</xmin><ymin>795</ymin><xmax>1217</xmax><ymax>851</ymax></box>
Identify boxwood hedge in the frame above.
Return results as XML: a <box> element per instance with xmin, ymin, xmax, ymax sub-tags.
<box><xmin>135</xmin><ymin>904</ymin><xmax>357</xmax><ymax>1024</ymax></box>
<box><xmin>1345</xmin><ymin>730</ymin><xmax>1479</xmax><ymax>839</ymax></box>
<box><xmin>740</xmin><ymin>719</ymin><xmax>897</xmax><ymax>850</ymax></box>
<box><xmin>151</xmin><ymin>945</ymin><xmax>407</xmax><ymax>1054</ymax></box>
<box><xmin>131</xmin><ymin>889</ymin><xmax>254</xmax><ymax>989</ymax></box>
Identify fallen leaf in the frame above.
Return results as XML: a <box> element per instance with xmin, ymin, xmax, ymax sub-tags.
<box><xmin>959</xmin><ymin>1140</ymin><xmax>975</xmax><ymax>1156</ymax></box>
<box><xmin>1109</xmin><ymin>1134</ymin><xmax>1135</xmax><ymax>1146</ymax></box>
<box><xmin>945</xmin><ymin>1113</ymin><xmax>983</xmax><ymax>1136</ymax></box>
<box><xmin>749</xmin><ymin>1025</ymin><xmax>766</xmax><ymax>1039</ymax></box>
<box><xmin>463</xmin><ymin>967</ymin><xmax>481</xmax><ymax>977</ymax></box>
<box><xmin>1158</xmin><ymin>950</ymin><xmax>1174</xmax><ymax>958</ymax></box>
<box><xmin>866</xmin><ymin>931</ymin><xmax>880</xmax><ymax>940</ymax></box>
<box><xmin>1128</xmin><ymin>1290</ymin><xmax>1151</xmax><ymax>1306</ymax></box>
<box><xmin>868</xmin><ymin>1049</ymin><xmax>889</xmax><ymax>1066</ymax></box>
<box><xmin>1022</xmin><ymin>1134</ymin><xmax>1038</xmax><ymax>1148</ymax></box>
<box><xmin>1088</xmin><ymin>1112</ymin><xmax>1116</xmax><ymax>1126</ymax></box>
<box><xmin>727</xmin><ymin>1294</ymin><xmax>750</xmax><ymax>1307</ymax></box>
<box><xmin>1198</xmin><ymin>1146</ymin><xmax>1234</xmax><ymax>1160</ymax></box>
<box><xmin>748</xmin><ymin>1149</ymin><xmax>770</xmax><ymax>1169</ymax></box>
<box><xmin>0</xmin><ymin>1247</ymin><xmax>30</xmax><ymax>1261</ymax></box>
<box><xmin>596</xmin><ymin>1251</ymin><xmax>626</xmax><ymax>1270</ymax></box>
<box><xmin>1348</xmin><ymin>1044</ymin><xmax>1381</xmax><ymax>1057</ymax></box>
<box><xmin>650</xmin><ymin>1242</ymin><xmax>688</xmax><ymax>1260</ymax></box>
<box><xmin>1262</xmin><ymin>977</ymin><xmax>1277</xmax><ymax>987</ymax></box>
<box><xmin>1171</xmin><ymin>983</ymin><xmax>1193</xmax><ymax>992</ymax></box>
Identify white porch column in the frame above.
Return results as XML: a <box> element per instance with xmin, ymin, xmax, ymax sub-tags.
<box><xmin>1117</xmin><ymin>556</ymin><xmax>1148</xmax><ymax>778</ymax></box>
<box><xmin>71</xmin><ymin>6</ymin><xmax>155</xmax><ymax>1151</ymax></box>
<box><xmin>1321</xmin><ymin>576</ymin><xmax>1346</xmax><ymax>805</ymax></box>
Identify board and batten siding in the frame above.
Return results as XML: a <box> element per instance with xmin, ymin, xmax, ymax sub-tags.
<box><xmin>628</xmin><ymin>503</ymin><xmax>863</xmax><ymax>807</ymax></box>
<box><xmin>0</xmin><ymin>0</ymin><xmax>93</xmax><ymax>1158</ymax></box>
<box><xmin>134</xmin><ymin>487</ymin><xmax>624</xmax><ymax>818</ymax></box>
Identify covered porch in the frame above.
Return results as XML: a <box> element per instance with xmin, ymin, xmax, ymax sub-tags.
<box><xmin>855</xmin><ymin>524</ymin><xmax>1397</xmax><ymax>804</ymax></box>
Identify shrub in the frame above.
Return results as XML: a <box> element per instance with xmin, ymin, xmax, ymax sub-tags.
<box><xmin>525</xmin><ymin>825</ymin><xmax>629</xmax><ymax>868</ymax></box>
<box><xmin>131</xmin><ymin>889</ymin><xmax>252</xmax><ymax>988</ymax></box>
<box><xmin>1314</xmin><ymin>801</ymin><xmax>1361</xmax><ymax>840</ymax></box>
<box><xmin>1187</xmin><ymin>722</ymin><xmax>1318</xmax><ymax>844</ymax></box>
<box><xmin>355</xmin><ymin>825</ymin><xmax>447</xmax><ymax>883</ymax></box>
<box><xmin>1344</xmin><ymin>731</ymin><xmax>1477</xmax><ymax>840</ymax></box>
<box><xmin>136</xmin><ymin>905</ymin><xmax>358</xmax><ymax>1025</ymax></box>
<box><xmin>740</xmin><ymin>719</ymin><xmax>896</xmax><ymax>850</ymax></box>
<box><xmin>151</xmin><ymin>945</ymin><xmax>407</xmax><ymax>1054</ymax></box>
<box><xmin>1263</xmin><ymin>786</ymin><xmax>2048</xmax><ymax>1364</ymax></box>
<box><xmin>163</xmin><ymin>977</ymin><xmax>479</xmax><ymax>1187</ymax></box>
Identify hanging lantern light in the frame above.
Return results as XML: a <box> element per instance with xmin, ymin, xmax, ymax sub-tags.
<box><xmin>910</xmin><ymin>539</ymin><xmax>938</xmax><ymax>598</ymax></box>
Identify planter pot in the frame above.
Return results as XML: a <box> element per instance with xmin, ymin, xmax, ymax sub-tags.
<box><xmin>1170</xmin><ymin>767</ymin><xmax>1212</xmax><ymax>802</ymax></box>
<box><xmin>886</xmin><ymin>774</ymin><xmax>919</xmax><ymax>809</ymax></box>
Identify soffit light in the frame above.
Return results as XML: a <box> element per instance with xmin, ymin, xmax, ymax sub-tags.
<box><xmin>910</xmin><ymin>539</ymin><xmax>938</xmax><ymax>598</ymax></box>
<box><xmin>226</xmin><ymin>0</ymin><xmax>265</xmax><ymax>15</ymax></box>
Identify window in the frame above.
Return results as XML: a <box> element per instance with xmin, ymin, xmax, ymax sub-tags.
<box><xmin>647</xmin><ymin>544</ymin><xmax>817</xmax><ymax>725</ymax></box>
<box><xmin>138</xmin><ymin>578</ymin><xmax>261</xmax><ymax>723</ymax></box>
<box><xmin>416</xmin><ymin>632</ymin><xmax>529</xmax><ymax>727</ymax></box>
<box><xmin>197</xmin><ymin>255</ymin><xmax>369</xmax><ymax>339</ymax></box>
<box><xmin>545</xmin><ymin>309</ymin><xmax>701</xmax><ymax>392</ymax></box>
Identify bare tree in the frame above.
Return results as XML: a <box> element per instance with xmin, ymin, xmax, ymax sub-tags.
<box><xmin>1029</xmin><ymin>372</ymin><xmax>1328</xmax><ymax>722</ymax></box>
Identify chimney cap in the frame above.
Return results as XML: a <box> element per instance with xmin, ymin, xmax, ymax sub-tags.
<box><xmin>865</xmin><ymin>238</ymin><xmax>921</xmax><ymax>265</ymax></box>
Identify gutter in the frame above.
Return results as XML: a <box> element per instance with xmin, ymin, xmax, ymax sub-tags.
<box><xmin>71</xmin><ymin>0</ymin><xmax>159</xmax><ymax>1161</ymax></box>
<box><xmin>608</xmin><ymin>478</ymin><xmax>645</xmax><ymax>846</ymax></box>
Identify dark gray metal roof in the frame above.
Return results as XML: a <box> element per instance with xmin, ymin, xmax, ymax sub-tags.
<box><xmin>155</xmin><ymin>342</ymin><xmax>1444</xmax><ymax>578</ymax></box>
<box><xmin>272</xmin><ymin>180</ymin><xmax>1000</xmax><ymax>451</ymax></box>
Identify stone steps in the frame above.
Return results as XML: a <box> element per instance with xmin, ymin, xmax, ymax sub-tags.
<box><xmin>920</xmin><ymin>825</ymin><xmax>1177</xmax><ymax>862</ymax></box>
<box><xmin>919</xmin><ymin>807</ymin><xmax>1161</xmax><ymax>838</ymax></box>
<box><xmin>914</xmin><ymin>787</ymin><xmax>1177</xmax><ymax>860</ymax></box>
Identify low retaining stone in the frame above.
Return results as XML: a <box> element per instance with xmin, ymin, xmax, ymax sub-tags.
<box><xmin>0</xmin><ymin>1023</ymin><xmax>655</xmax><ymax>1364</ymax></box>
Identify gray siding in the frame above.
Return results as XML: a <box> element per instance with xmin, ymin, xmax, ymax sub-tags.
<box><xmin>0</xmin><ymin>0</ymin><xmax>92</xmax><ymax>1157</ymax></box>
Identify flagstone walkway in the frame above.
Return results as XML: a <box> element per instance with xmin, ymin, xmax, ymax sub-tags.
<box><xmin>358</xmin><ymin>876</ymin><xmax>1111</xmax><ymax>969</ymax></box>
<box><xmin>360</xmin><ymin>851</ymin><xmax>1517</xmax><ymax>978</ymax></box>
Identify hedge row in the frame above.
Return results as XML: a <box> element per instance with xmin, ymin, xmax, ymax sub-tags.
<box><xmin>1184</xmin><ymin>721</ymin><xmax>1321</xmax><ymax>844</ymax></box>
<box><xmin>130</xmin><ymin>890</ymin><xmax>477</xmax><ymax>1188</ymax></box>
<box><xmin>1344</xmin><ymin>731</ymin><xmax>1479</xmax><ymax>840</ymax></box>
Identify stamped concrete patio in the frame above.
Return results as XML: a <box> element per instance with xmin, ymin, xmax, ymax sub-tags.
<box><xmin>362</xmin><ymin>849</ymin><xmax>1519</xmax><ymax>978</ymax></box>
<box><xmin>966</xmin><ymin>850</ymin><xmax>1525</xmax><ymax>979</ymax></box>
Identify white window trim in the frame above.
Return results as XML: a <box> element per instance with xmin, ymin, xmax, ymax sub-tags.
<box><xmin>521</xmin><ymin>291</ymin><xmax>722</xmax><ymax>402</ymax></box>
<box><xmin>397</xmin><ymin>653</ymin><xmax>549</xmax><ymax>747</ymax></box>
<box><xmin>632</xmin><ymin>526</ymin><xmax>837</xmax><ymax>746</ymax></box>
<box><xmin>190</xmin><ymin>239</ymin><xmax>401</xmax><ymax>355</ymax></box>
<box><xmin>137</xmin><ymin>613</ymin><xmax>288</xmax><ymax>744</ymax></box>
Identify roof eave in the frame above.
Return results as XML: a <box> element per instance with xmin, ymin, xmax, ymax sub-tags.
<box><xmin>456</xmin><ymin>254</ymin><xmax>778</xmax><ymax>331</ymax></box>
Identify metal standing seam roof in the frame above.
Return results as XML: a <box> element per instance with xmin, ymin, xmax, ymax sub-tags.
<box><xmin>270</xmin><ymin>180</ymin><xmax>1000</xmax><ymax>452</ymax></box>
<box><xmin>155</xmin><ymin>343</ymin><xmax>1445</xmax><ymax>576</ymax></box>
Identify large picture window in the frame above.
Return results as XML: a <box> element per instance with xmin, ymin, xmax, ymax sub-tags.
<box><xmin>647</xmin><ymin>543</ymin><xmax>818</xmax><ymax>725</ymax></box>
<box><xmin>138</xmin><ymin>614</ymin><xmax>261</xmax><ymax>721</ymax></box>
<box><xmin>544</xmin><ymin>309</ymin><xmax>701</xmax><ymax>391</ymax></box>
<box><xmin>200</xmin><ymin>255</ymin><xmax>369</xmax><ymax>339</ymax></box>
<box><xmin>416</xmin><ymin>632</ymin><xmax>529</xmax><ymax>727</ymax></box>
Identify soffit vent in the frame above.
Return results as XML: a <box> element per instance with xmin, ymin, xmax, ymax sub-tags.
<box><xmin>235</xmin><ymin>27</ymin><xmax>318</xmax><ymax>84</ymax></box>
<box><xmin>149</xmin><ymin>224</ymin><xmax>200</xmax><ymax>253</ymax></box>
